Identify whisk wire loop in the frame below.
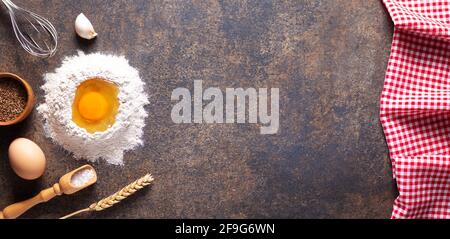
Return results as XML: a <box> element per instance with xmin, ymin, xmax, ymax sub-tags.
<box><xmin>1</xmin><ymin>0</ymin><xmax>58</xmax><ymax>57</ymax></box>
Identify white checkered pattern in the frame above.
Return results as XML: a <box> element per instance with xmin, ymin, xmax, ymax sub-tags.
<box><xmin>382</xmin><ymin>0</ymin><xmax>450</xmax><ymax>218</ymax></box>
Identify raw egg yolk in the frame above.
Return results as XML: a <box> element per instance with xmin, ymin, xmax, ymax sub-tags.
<box><xmin>78</xmin><ymin>92</ymin><xmax>108</xmax><ymax>121</ymax></box>
<box><xmin>72</xmin><ymin>78</ymin><xmax>119</xmax><ymax>133</ymax></box>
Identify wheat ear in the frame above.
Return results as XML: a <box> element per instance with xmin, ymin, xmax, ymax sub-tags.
<box><xmin>60</xmin><ymin>174</ymin><xmax>154</xmax><ymax>219</ymax></box>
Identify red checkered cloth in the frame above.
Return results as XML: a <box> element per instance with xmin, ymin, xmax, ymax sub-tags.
<box><xmin>381</xmin><ymin>0</ymin><xmax>450</xmax><ymax>219</ymax></box>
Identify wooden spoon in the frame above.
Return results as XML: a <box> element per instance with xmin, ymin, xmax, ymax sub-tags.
<box><xmin>0</xmin><ymin>165</ymin><xmax>97</xmax><ymax>219</ymax></box>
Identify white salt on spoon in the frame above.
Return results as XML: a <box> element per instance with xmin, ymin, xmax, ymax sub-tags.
<box><xmin>71</xmin><ymin>168</ymin><xmax>96</xmax><ymax>187</ymax></box>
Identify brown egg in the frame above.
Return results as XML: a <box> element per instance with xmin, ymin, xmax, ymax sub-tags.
<box><xmin>8</xmin><ymin>138</ymin><xmax>46</xmax><ymax>180</ymax></box>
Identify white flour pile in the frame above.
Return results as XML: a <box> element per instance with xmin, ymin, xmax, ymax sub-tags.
<box><xmin>38</xmin><ymin>52</ymin><xmax>149</xmax><ymax>165</ymax></box>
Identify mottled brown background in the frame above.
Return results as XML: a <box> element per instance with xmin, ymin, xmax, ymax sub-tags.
<box><xmin>0</xmin><ymin>0</ymin><xmax>397</xmax><ymax>218</ymax></box>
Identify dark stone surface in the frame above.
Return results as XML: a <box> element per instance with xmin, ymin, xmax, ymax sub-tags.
<box><xmin>0</xmin><ymin>0</ymin><xmax>397</xmax><ymax>218</ymax></box>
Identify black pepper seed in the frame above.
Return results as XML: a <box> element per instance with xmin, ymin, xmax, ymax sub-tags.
<box><xmin>0</xmin><ymin>78</ymin><xmax>28</xmax><ymax>122</ymax></box>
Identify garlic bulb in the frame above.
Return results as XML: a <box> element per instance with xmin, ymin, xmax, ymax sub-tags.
<box><xmin>75</xmin><ymin>13</ymin><xmax>97</xmax><ymax>40</ymax></box>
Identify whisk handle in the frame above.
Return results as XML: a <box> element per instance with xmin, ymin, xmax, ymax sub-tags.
<box><xmin>0</xmin><ymin>184</ymin><xmax>62</xmax><ymax>219</ymax></box>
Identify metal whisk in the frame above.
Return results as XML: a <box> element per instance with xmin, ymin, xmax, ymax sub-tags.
<box><xmin>1</xmin><ymin>0</ymin><xmax>57</xmax><ymax>57</ymax></box>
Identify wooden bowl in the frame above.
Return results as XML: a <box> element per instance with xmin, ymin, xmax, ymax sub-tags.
<box><xmin>0</xmin><ymin>72</ymin><xmax>35</xmax><ymax>126</ymax></box>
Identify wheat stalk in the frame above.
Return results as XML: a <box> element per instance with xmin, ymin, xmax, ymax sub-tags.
<box><xmin>60</xmin><ymin>173</ymin><xmax>154</xmax><ymax>219</ymax></box>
